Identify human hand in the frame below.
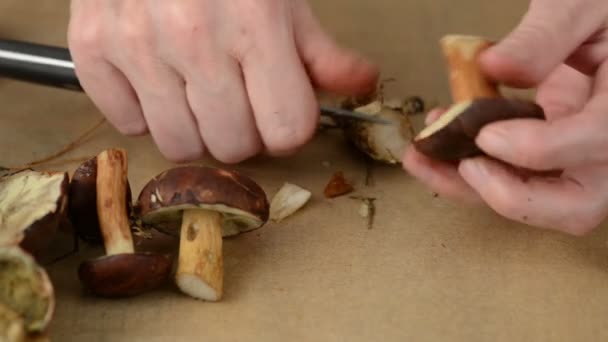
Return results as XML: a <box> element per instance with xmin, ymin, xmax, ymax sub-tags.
<box><xmin>67</xmin><ymin>0</ymin><xmax>378</xmax><ymax>163</ymax></box>
<box><xmin>403</xmin><ymin>0</ymin><xmax>608</xmax><ymax>235</ymax></box>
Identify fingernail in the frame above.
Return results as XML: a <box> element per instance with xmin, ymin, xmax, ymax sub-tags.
<box><xmin>459</xmin><ymin>158</ymin><xmax>488</xmax><ymax>184</ymax></box>
<box><xmin>477</xmin><ymin>126</ymin><xmax>511</xmax><ymax>157</ymax></box>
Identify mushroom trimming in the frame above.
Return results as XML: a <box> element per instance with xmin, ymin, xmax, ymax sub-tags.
<box><xmin>413</xmin><ymin>35</ymin><xmax>546</xmax><ymax>161</ymax></box>
<box><xmin>77</xmin><ymin>149</ymin><xmax>172</xmax><ymax>297</ymax></box>
<box><xmin>136</xmin><ymin>166</ymin><xmax>269</xmax><ymax>301</ymax></box>
<box><xmin>0</xmin><ymin>169</ymin><xmax>69</xmax><ymax>259</ymax></box>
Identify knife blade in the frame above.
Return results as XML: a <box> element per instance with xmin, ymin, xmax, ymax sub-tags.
<box><xmin>0</xmin><ymin>39</ymin><xmax>392</xmax><ymax>125</ymax></box>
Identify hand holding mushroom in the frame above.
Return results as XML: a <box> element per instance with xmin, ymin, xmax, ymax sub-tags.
<box><xmin>403</xmin><ymin>0</ymin><xmax>608</xmax><ymax>235</ymax></box>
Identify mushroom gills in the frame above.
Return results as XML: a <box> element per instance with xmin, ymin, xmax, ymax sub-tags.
<box><xmin>0</xmin><ymin>248</ymin><xmax>54</xmax><ymax>333</ymax></box>
<box><xmin>141</xmin><ymin>204</ymin><xmax>264</xmax><ymax>237</ymax></box>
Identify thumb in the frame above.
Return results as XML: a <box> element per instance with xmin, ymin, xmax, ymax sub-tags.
<box><xmin>292</xmin><ymin>2</ymin><xmax>379</xmax><ymax>97</ymax></box>
<box><xmin>480</xmin><ymin>0</ymin><xmax>604</xmax><ymax>87</ymax></box>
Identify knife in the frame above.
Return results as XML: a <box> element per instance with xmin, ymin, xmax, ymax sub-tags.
<box><xmin>0</xmin><ymin>39</ymin><xmax>392</xmax><ymax>125</ymax></box>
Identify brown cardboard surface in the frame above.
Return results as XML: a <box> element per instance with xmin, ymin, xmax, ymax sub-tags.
<box><xmin>2</xmin><ymin>1</ymin><xmax>608</xmax><ymax>341</ymax></box>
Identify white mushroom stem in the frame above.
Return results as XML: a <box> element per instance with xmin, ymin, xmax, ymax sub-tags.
<box><xmin>175</xmin><ymin>208</ymin><xmax>224</xmax><ymax>301</ymax></box>
<box><xmin>96</xmin><ymin>149</ymin><xmax>134</xmax><ymax>255</ymax></box>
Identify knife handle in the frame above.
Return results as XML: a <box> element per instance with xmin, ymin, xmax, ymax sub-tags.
<box><xmin>0</xmin><ymin>39</ymin><xmax>82</xmax><ymax>91</ymax></box>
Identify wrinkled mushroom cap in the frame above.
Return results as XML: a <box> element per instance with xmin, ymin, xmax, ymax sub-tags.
<box><xmin>0</xmin><ymin>170</ymin><xmax>69</xmax><ymax>256</ymax></box>
<box><xmin>414</xmin><ymin>98</ymin><xmax>545</xmax><ymax>161</ymax></box>
<box><xmin>0</xmin><ymin>246</ymin><xmax>54</xmax><ymax>333</ymax></box>
<box><xmin>78</xmin><ymin>253</ymin><xmax>172</xmax><ymax>298</ymax></box>
<box><xmin>136</xmin><ymin>166</ymin><xmax>269</xmax><ymax>237</ymax></box>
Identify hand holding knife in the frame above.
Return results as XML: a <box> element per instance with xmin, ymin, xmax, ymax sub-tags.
<box><xmin>0</xmin><ymin>39</ymin><xmax>392</xmax><ymax>125</ymax></box>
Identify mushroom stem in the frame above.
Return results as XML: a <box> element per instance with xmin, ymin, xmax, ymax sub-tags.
<box><xmin>440</xmin><ymin>35</ymin><xmax>500</xmax><ymax>102</ymax></box>
<box><xmin>175</xmin><ymin>208</ymin><xmax>224</xmax><ymax>301</ymax></box>
<box><xmin>96</xmin><ymin>149</ymin><xmax>134</xmax><ymax>255</ymax></box>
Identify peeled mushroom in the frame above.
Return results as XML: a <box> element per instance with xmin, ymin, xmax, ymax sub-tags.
<box><xmin>340</xmin><ymin>98</ymin><xmax>420</xmax><ymax>165</ymax></box>
<box><xmin>136</xmin><ymin>166</ymin><xmax>269</xmax><ymax>301</ymax></box>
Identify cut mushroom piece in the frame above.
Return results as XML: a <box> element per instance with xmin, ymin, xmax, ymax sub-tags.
<box><xmin>68</xmin><ymin>156</ymin><xmax>133</xmax><ymax>245</ymax></box>
<box><xmin>0</xmin><ymin>246</ymin><xmax>54</xmax><ymax>334</ymax></box>
<box><xmin>269</xmin><ymin>183</ymin><xmax>312</xmax><ymax>222</ymax></box>
<box><xmin>136</xmin><ymin>166</ymin><xmax>269</xmax><ymax>301</ymax></box>
<box><xmin>414</xmin><ymin>98</ymin><xmax>545</xmax><ymax>160</ymax></box>
<box><xmin>77</xmin><ymin>149</ymin><xmax>172</xmax><ymax>298</ymax></box>
<box><xmin>0</xmin><ymin>170</ymin><xmax>69</xmax><ymax>258</ymax></box>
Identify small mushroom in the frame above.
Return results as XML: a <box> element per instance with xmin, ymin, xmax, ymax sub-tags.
<box><xmin>0</xmin><ymin>169</ymin><xmax>69</xmax><ymax>259</ymax></box>
<box><xmin>77</xmin><ymin>149</ymin><xmax>172</xmax><ymax>298</ymax></box>
<box><xmin>136</xmin><ymin>166</ymin><xmax>269</xmax><ymax>301</ymax></box>
<box><xmin>68</xmin><ymin>156</ymin><xmax>133</xmax><ymax>245</ymax></box>
<box><xmin>0</xmin><ymin>246</ymin><xmax>55</xmax><ymax>334</ymax></box>
<box><xmin>413</xmin><ymin>34</ymin><xmax>546</xmax><ymax>161</ymax></box>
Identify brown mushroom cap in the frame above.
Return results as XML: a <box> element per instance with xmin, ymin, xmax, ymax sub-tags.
<box><xmin>0</xmin><ymin>170</ymin><xmax>69</xmax><ymax>257</ymax></box>
<box><xmin>78</xmin><ymin>253</ymin><xmax>172</xmax><ymax>298</ymax></box>
<box><xmin>68</xmin><ymin>157</ymin><xmax>133</xmax><ymax>245</ymax></box>
<box><xmin>413</xmin><ymin>98</ymin><xmax>545</xmax><ymax>161</ymax></box>
<box><xmin>136</xmin><ymin>166</ymin><xmax>269</xmax><ymax>237</ymax></box>
<box><xmin>0</xmin><ymin>246</ymin><xmax>54</xmax><ymax>333</ymax></box>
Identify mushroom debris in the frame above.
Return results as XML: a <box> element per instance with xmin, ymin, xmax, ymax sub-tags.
<box><xmin>324</xmin><ymin>172</ymin><xmax>354</xmax><ymax>198</ymax></box>
<box><xmin>338</xmin><ymin>95</ymin><xmax>425</xmax><ymax>165</ymax></box>
<box><xmin>136</xmin><ymin>166</ymin><xmax>270</xmax><ymax>302</ymax></box>
<box><xmin>0</xmin><ymin>246</ymin><xmax>55</xmax><ymax>336</ymax></box>
<box><xmin>76</xmin><ymin>148</ymin><xmax>172</xmax><ymax>298</ymax></box>
<box><xmin>0</xmin><ymin>169</ymin><xmax>69</xmax><ymax>259</ymax></box>
<box><xmin>269</xmin><ymin>183</ymin><xmax>312</xmax><ymax>222</ymax></box>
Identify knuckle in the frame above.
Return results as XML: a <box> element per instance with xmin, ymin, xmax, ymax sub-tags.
<box><xmin>68</xmin><ymin>22</ymin><xmax>103</xmax><ymax>56</ymax></box>
<box><xmin>264</xmin><ymin>122</ymin><xmax>315</xmax><ymax>155</ymax></box>
<box><xmin>160</xmin><ymin>144</ymin><xmax>205</xmax><ymax>164</ymax></box>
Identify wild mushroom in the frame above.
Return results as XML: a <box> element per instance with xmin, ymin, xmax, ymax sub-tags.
<box><xmin>339</xmin><ymin>96</ymin><xmax>424</xmax><ymax>165</ymax></box>
<box><xmin>136</xmin><ymin>166</ymin><xmax>269</xmax><ymax>301</ymax></box>
<box><xmin>68</xmin><ymin>155</ymin><xmax>133</xmax><ymax>245</ymax></box>
<box><xmin>413</xmin><ymin>35</ymin><xmax>546</xmax><ymax>161</ymax></box>
<box><xmin>0</xmin><ymin>246</ymin><xmax>54</xmax><ymax>334</ymax></box>
<box><xmin>0</xmin><ymin>169</ymin><xmax>69</xmax><ymax>259</ymax></box>
<box><xmin>77</xmin><ymin>148</ymin><xmax>172</xmax><ymax>298</ymax></box>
